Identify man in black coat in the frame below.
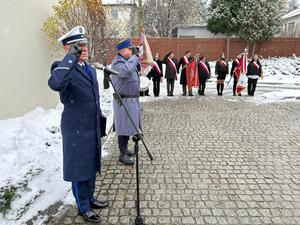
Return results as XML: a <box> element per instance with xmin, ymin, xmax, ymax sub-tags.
<box><xmin>178</xmin><ymin>50</ymin><xmax>191</xmax><ymax>96</ymax></box>
<box><xmin>246</xmin><ymin>54</ymin><xmax>262</xmax><ymax>96</ymax></box>
<box><xmin>48</xmin><ymin>26</ymin><xmax>108</xmax><ymax>223</ymax></box>
<box><xmin>148</xmin><ymin>52</ymin><xmax>163</xmax><ymax>97</ymax></box>
<box><xmin>198</xmin><ymin>56</ymin><xmax>211</xmax><ymax>96</ymax></box>
<box><xmin>163</xmin><ymin>51</ymin><xmax>178</xmax><ymax>96</ymax></box>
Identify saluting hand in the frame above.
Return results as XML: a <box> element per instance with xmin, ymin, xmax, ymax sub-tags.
<box><xmin>68</xmin><ymin>43</ymin><xmax>83</xmax><ymax>58</ymax></box>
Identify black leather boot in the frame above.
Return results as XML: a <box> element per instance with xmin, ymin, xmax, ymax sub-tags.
<box><xmin>126</xmin><ymin>149</ymin><xmax>135</xmax><ymax>157</ymax></box>
<box><xmin>119</xmin><ymin>145</ymin><xmax>134</xmax><ymax>165</ymax></box>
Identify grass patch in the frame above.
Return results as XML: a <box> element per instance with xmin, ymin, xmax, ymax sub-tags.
<box><xmin>0</xmin><ymin>186</ymin><xmax>17</xmax><ymax>216</ymax></box>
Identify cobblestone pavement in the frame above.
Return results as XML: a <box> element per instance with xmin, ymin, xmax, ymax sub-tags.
<box><xmin>47</xmin><ymin>96</ymin><xmax>300</xmax><ymax>225</ymax></box>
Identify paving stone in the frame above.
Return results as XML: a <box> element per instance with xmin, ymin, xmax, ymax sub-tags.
<box><xmin>46</xmin><ymin>97</ymin><xmax>300</xmax><ymax>225</ymax></box>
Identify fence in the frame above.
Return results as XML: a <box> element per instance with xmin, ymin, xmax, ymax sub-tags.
<box><xmin>108</xmin><ymin>37</ymin><xmax>300</xmax><ymax>62</ymax></box>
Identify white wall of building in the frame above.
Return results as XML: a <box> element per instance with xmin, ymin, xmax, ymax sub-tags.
<box><xmin>177</xmin><ymin>26</ymin><xmax>227</xmax><ymax>38</ymax></box>
<box><xmin>0</xmin><ymin>0</ymin><xmax>58</xmax><ymax>119</ymax></box>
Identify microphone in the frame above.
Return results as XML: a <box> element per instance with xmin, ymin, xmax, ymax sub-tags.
<box><xmin>93</xmin><ymin>63</ymin><xmax>120</xmax><ymax>75</ymax></box>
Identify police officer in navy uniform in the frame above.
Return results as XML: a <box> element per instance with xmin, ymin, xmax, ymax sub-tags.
<box><xmin>111</xmin><ymin>39</ymin><xmax>142</xmax><ymax>165</ymax></box>
<box><xmin>48</xmin><ymin>26</ymin><xmax>108</xmax><ymax>223</ymax></box>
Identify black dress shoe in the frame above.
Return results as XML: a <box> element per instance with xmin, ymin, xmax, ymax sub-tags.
<box><xmin>119</xmin><ymin>154</ymin><xmax>134</xmax><ymax>165</ymax></box>
<box><xmin>78</xmin><ymin>210</ymin><xmax>101</xmax><ymax>223</ymax></box>
<box><xmin>91</xmin><ymin>200</ymin><xmax>109</xmax><ymax>209</ymax></box>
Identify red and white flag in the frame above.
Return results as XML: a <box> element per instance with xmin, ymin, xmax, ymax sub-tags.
<box><xmin>139</xmin><ymin>31</ymin><xmax>154</xmax><ymax>76</ymax></box>
<box><xmin>236</xmin><ymin>50</ymin><xmax>248</xmax><ymax>95</ymax></box>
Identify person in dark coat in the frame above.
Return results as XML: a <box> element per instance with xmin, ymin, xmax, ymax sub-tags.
<box><xmin>230</xmin><ymin>54</ymin><xmax>242</xmax><ymax>96</ymax></box>
<box><xmin>246</xmin><ymin>54</ymin><xmax>262</xmax><ymax>96</ymax></box>
<box><xmin>162</xmin><ymin>51</ymin><xmax>178</xmax><ymax>96</ymax></box>
<box><xmin>148</xmin><ymin>52</ymin><xmax>163</xmax><ymax>97</ymax></box>
<box><xmin>111</xmin><ymin>39</ymin><xmax>143</xmax><ymax>165</ymax></box>
<box><xmin>198</xmin><ymin>56</ymin><xmax>211</xmax><ymax>96</ymax></box>
<box><xmin>48</xmin><ymin>26</ymin><xmax>109</xmax><ymax>223</ymax></box>
<box><xmin>215</xmin><ymin>52</ymin><xmax>229</xmax><ymax>96</ymax></box>
<box><xmin>177</xmin><ymin>50</ymin><xmax>191</xmax><ymax>96</ymax></box>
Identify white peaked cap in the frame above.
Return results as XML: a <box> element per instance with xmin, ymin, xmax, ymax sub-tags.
<box><xmin>58</xmin><ymin>26</ymin><xmax>89</xmax><ymax>45</ymax></box>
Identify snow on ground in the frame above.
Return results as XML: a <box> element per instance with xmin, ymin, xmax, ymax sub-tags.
<box><xmin>260</xmin><ymin>57</ymin><xmax>300</xmax><ymax>83</ymax></box>
<box><xmin>0</xmin><ymin>70</ymin><xmax>112</xmax><ymax>225</ymax></box>
<box><xmin>0</xmin><ymin>57</ymin><xmax>299</xmax><ymax>225</ymax></box>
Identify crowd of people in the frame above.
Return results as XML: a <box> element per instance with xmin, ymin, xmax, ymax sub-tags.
<box><xmin>145</xmin><ymin>50</ymin><xmax>263</xmax><ymax>97</ymax></box>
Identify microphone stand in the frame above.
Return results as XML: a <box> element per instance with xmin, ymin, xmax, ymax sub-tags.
<box><xmin>104</xmin><ymin>71</ymin><xmax>153</xmax><ymax>225</ymax></box>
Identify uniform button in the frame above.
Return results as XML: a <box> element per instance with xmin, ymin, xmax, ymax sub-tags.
<box><xmin>68</xmin><ymin>60</ymin><xmax>73</xmax><ymax>64</ymax></box>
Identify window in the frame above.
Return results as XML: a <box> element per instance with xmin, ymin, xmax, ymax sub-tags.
<box><xmin>288</xmin><ymin>22</ymin><xmax>295</xmax><ymax>36</ymax></box>
<box><xmin>284</xmin><ymin>24</ymin><xmax>287</xmax><ymax>33</ymax></box>
<box><xmin>112</xmin><ymin>7</ymin><xmax>118</xmax><ymax>19</ymax></box>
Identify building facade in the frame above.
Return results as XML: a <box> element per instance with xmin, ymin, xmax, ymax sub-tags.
<box><xmin>102</xmin><ymin>0</ymin><xmax>138</xmax><ymax>37</ymax></box>
<box><xmin>281</xmin><ymin>9</ymin><xmax>300</xmax><ymax>37</ymax></box>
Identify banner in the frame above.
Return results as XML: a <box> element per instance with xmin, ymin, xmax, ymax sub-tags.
<box><xmin>236</xmin><ymin>50</ymin><xmax>248</xmax><ymax>95</ymax></box>
<box><xmin>139</xmin><ymin>30</ymin><xmax>154</xmax><ymax>76</ymax></box>
<box><xmin>186</xmin><ymin>59</ymin><xmax>199</xmax><ymax>88</ymax></box>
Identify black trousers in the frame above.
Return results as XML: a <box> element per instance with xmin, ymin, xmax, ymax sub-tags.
<box><xmin>248</xmin><ymin>78</ymin><xmax>258</xmax><ymax>96</ymax></box>
<box><xmin>153</xmin><ymin>79</ymin><xmax>160</xmax><ymax>96</ymax></box>
<box><xmin>233</xmin><ymin>75</ymin><xmax>238</xmax><ymax>94</ymax></box>
<box><xmin>198</xmin><ymin>78</ymin><xmax>206</xmax><ymax>94</ymax></box>
<box><xmin>118</xmin><ymin>135</ymin><xmax>129</xmax><ymax>154</ymax></box>
<box><xmin>166</xmin><ymin>79</ymin><xmax>175</xmax><ymax>95</ymax></box>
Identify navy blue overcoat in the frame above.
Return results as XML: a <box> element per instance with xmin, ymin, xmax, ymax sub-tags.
<box><xmin>48</xmin><ymin>54</ymin><xmax>102</xmax><ymax>182</ymax></box>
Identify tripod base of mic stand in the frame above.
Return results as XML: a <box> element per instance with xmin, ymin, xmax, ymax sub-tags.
<box><xmin>135</xmin><ymin>216</ymin><xmax>148</xmax><ymax>225</ymax></box>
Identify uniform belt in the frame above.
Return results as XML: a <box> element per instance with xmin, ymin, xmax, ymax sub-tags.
<box><xmin>119</xmin><ymin>94</ymin><xmax>139</xmax><ymax>99</ymax></box>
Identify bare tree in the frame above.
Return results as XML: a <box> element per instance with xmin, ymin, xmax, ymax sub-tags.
<box><xmin>143</xmin><ymin>0</ymin><xmax>201</xmax><ymax>37</ymax></box>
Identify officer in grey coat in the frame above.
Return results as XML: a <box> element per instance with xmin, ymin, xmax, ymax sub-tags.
<box><xmin>48</xmin><ymin>26</ymin><xmax>108</xmax><ymax>223</ymax></box>
<box><xmin>111</xmin><ymin>39</ymin><xmax>142</xmax><ymax>165</ymax></box>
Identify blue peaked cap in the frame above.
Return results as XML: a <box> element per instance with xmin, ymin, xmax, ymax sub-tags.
<box><xmin>116</xmin><ymin>38</ymin><xmax>132</xmax><ymax>51</ymax></box>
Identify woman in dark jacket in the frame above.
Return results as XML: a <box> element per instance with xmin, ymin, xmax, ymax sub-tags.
<box><xmin>215</xmin><ymin>52</ymin><xmax>229</xmax><ymax>96</ymax></box>
<box><xmin>148</xmin><ymin>52</ymin><xmax>163</xmax><ymax>97</ymax></box>
<box><xmin>246</xmin><ymin>54</ymin><xmax>262</xmax><ymax>96</ymax></box>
